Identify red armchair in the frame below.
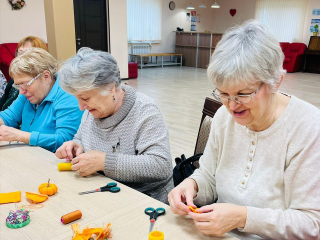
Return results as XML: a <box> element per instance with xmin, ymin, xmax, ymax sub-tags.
<box><xmin>280</xmin><ymin>42</ymin><xmax>307</xmax><ymax>73</ymax></box>
<box><xmin>0</xmin><ymin>43</ymin><xmax>18</xmax><ymax>82</ymax></box>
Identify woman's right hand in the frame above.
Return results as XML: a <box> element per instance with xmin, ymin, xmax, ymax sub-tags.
<box><xmin>168</xmin><ymin>178</ymin><xmax>199</xmax><ymax>215</ymax></box>
<box><xmin>55</xmin><ymin>141</ymin><xmax>84</xmax><ymax>160</ymax></box>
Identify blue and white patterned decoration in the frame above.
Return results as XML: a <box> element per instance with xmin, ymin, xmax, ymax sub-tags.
<box><xmin>312</xmin><ymin>9</ymin><xmax>320</xmax><ymax>16</ymax></box>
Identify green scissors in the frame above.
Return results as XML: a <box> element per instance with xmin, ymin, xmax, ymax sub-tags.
<box><xmin>145</xmin><ymin>207</ymin><xmax>165</xmax><ymax>233</ymax></box>
<box><xmin>78</xmin><ymin>182</ymin><xmax>120</xmax><ymax>195</ymax></box>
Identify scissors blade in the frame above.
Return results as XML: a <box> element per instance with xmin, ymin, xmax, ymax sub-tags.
<box><xmin>149</xmin><ymin>221</ymin><xmax>155</xmax><ymax>233</ymax></box>
<box><xmin>78</xmin><ymin>189</ymin><xmax>99</xmax><ymax>195</ymax></box>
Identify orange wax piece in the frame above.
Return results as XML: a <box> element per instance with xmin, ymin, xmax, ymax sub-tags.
<box><xmin>189</xmin><ymin>206</ymin><xmax>201</xmax><ymax>213</ymax></box>
<box><xmin>0</xmin><ymin>191</ymin><xmax>21</xmax><ymax>204</ymax></box>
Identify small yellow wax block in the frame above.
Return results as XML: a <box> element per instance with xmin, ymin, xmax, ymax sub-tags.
<box><xmin>149</xmin><ymin>231</ymin><xmax>164</xmax><ymax>240</ymax></box>
<box><xmin>0</xmin><ymin>191</ymin><xmax>21</xmax><ymax>204</ymax></box>
<box><xmin>58</xmin><ymin>162</ymin><xmax>73</xmax><ymax>171</ymax></box>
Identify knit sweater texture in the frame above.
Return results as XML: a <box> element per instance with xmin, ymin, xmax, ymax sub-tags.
<box><xmin>73</xmin><ymin>84</ymin><xmax>173</xmax><ymax>203</ymax></box>
<box><xmin>191</xmin><ymin>95</ymin><xmax>320</xmax><ymax>239</ymax></box>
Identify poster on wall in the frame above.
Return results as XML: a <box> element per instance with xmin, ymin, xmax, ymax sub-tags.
<box><xmin>312</xmin><ymin>9</ymin><xmax>320</xmax><ymax>16</ymax></box>
<box><xmin>191</xmin><ymin>23</ymin><xmax>196</xmax><ymax>31</ymax></box>
<box><xmin>310</xmin><ymin>19</ymin><xmax>320</xmax><ymax>32</ymax></box>
<box><xmin>186</xmin><ymin>13</ymin><xmax>190</xmax><ymax>22</ymax></box>
<box><xmin>191</xmin><ymin>11</ymin><xmax>196</xmax><ymax>16</ymax></box>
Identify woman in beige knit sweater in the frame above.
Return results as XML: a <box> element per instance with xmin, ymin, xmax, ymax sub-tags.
<box><xmin>168</xmin><ymin>20</ymin><xmax>320</xmax><ymax>239</ymax></box>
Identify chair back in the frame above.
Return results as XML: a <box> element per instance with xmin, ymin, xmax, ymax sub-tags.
<box><xmin>194</xmin><ymin>97</ymin><xmax>223</xmax><ymax>156</ymax></box>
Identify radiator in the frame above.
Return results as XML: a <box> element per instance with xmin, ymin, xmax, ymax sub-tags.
<box><xmin>130</xmin><ymin>43</ymin><xmax>151</xmax><ymax>63</ymax></box>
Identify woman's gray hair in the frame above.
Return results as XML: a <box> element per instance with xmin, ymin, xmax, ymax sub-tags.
<box><xmin>58</xmin><ymin>47</ymin><xmax>121</xmax><ymax>95</ymax></box>
<box><xmin>207</xmin><ymin>20</ymin><xmax>285</xmax><ymax>92</ymax></box>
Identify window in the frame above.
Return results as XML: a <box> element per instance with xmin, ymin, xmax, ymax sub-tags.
<box><xmin>255</xmin><ymin>0</ymin><xmax>307</xmax><ymax>42</ymax></box>
<box><xmin>127</xmin><ymin>0</ymin><xmax>162</xmax><ymax>41</ymax></box>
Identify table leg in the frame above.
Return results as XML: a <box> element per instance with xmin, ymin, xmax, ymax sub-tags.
<box><xmin>141</xmin><ymin>57</ymin><xmax>143</xmax><ymax>69</ymax></box>
<box><xmin>162</xmin><ymin>56</ymin><xmax>164</xmax><ymax>68</ymax></box>
<box><xmin>180</xmin><ymin>55</ymin><xmax>182</xmax><ymax>66</ymax></box>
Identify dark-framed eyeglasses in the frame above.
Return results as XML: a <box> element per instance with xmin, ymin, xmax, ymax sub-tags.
<box><xmin>211</xmin><ymin>83</ymin><xmax>264</xmax><ymax>104</ymax></box>
<box><xmin>12</xmin><ymin>72</ymin><xmax>43</xmax><ymax>90</ymax></box>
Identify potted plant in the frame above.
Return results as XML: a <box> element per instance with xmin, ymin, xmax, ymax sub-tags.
<box><xmin>314</xmin><ymin>24</ymin><xmax>319</xmax><ymax>36</ymax></box>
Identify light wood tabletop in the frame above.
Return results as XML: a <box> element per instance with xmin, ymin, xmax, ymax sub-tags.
<box><xmin>0</xmin><ymin>142</ymin><xmax>237</xmax><ymax>240</ymax></box>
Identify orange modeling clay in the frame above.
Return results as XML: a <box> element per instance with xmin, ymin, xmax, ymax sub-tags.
<box><xmin>189</xmin><ymin>206</ymin><xmax>201</xmax><ymax>214</ymax></box>
<box><xmin>25</xmin><ymin>192</ymin><xmax>48</xmax><ymax>203</ymax></box>
<box><xmin>71</xmin><ymin>223</ymin><xmax>112</xmax><ymax>240</ymax></box>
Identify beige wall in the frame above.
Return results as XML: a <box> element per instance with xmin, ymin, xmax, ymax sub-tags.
<box><xmin>0</xmin><ymin>0</ymin><xmax>47</xmax><ymax>43</ymax></box>
<box><xmin>135</xmin><ymin>0</ymin><xmax>257</xmax><ymax>54</ymax></box>
<box><xmin>302</xmin><ymin>0</ymin><xmax>320</xmax><ymax>45</ymax></box>
<box><xmin>109</xmin><ymin>0</ymin><xmax>128</xmax><ymax>79</ymax></box>
<box><xmin>44</xmin><ymin>0</ymin><xmax>76</xmax><ymax>61</ymax></box>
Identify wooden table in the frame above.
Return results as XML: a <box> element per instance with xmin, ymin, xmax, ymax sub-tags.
<box><xmin>129</xmin><ymin>53</ymin><xmax>183</xmax><ymax>69</ymax></box>
<box><xmin>0</xmin><ymin>142</ymin><xmax>236</xmax><ymax>240</ymax></box>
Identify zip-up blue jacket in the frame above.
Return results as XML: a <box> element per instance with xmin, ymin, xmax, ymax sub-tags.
<box><xmin>0</xmin><ymin>78</ymin><xmax>83</xmax><ymax>152</ymax></box>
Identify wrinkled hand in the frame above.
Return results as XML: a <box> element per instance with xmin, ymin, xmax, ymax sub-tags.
<box><xmin>189</xmin><ymin>203</ymin><xmax>247</xmax><ymax>236</ymax></box>
<box><xmin>0</xmin><ymin>125</ymin><xmax>30</xmax><ymax>143</ymax></box>
<box><xmin>71</xmin><ymin>150</ymin><xmax>106</xmax><ymax>177</ymax></box>
<box><xmin>55</xmin><ymin>141</ymin><xmax>84</xmax><ymax>160</ymax></box>
<box><xmin>168</xmin><ymin>178</ymin><xmax>198</xmax><ymax>215</ymax></box>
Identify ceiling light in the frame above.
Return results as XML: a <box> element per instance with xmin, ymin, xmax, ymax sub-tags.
<box><xmin>211</xmin><ymin>1</ymin><xmax>220</xmax><ymax>8</ymax></box>
<box><xmin>199</xmin><ymin>2</ymin><xmax>207</xmax><ymax>8</ymax></box>
<box><xmin>186</xmin><ymin>3</ymin><xmax>195</xmax><ymax>10</ymax></box>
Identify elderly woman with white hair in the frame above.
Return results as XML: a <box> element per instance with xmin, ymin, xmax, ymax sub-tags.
<box><xmin>0</xmin><ymin>48</ymin><xmax>83</xmax><ymax>152</ymax></box>
<box><xmin>55</xmin><ymin>47</ymin><xmax>173</xmax><ymax>203</ymax></box>
<box><xmin>168</xmin><ymin>20</ymin><xmax>320</xmax><ymax>239</ymax></box>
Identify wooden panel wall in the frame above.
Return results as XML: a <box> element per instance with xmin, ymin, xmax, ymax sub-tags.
<box><xmin>175</xmin><ymin>46</ymin><xmax>197</xmax><ymax>67</ymax></box>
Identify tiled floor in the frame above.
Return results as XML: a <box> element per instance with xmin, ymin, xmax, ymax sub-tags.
<box><xmin>124</xmin><ymin>67</ymin><xmax>320</xmax><ymax>162</ymax></box>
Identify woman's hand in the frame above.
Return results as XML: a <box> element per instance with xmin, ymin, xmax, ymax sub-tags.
<box><xmin>71</xmin><ymin>150</ymin><xmax>106</xmax><ymax>177</ymax></box>
<box><xmin>0</xmin><ymin>125</ymin><xmax>30</xmax><ymax>143</ymax></box>
<box><xmin>55</xmin><ymin>141</ymin><xmax>84</xmax><ymax>160</ymax></box>
<box><xmin>168</xmin><ymin>178</ymin><xmax>199</xmax><ymax>215</ymax></box>
<box><xmin>189</xmin><ymin>203</ymin><xmax>247</xmax><ymax>236</ymax></box>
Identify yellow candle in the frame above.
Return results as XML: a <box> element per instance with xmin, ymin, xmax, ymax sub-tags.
<box><xmin>149</xmin><ymin>231</ymin><xmax>164</xmax><ymax>240</ymax></box>
<box><xmin>57</xmin><ymin>163</ymin><xmax>73</xmax><ymax>171</ymax></box>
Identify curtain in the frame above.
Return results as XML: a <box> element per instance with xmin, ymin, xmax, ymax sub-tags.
<box><xmin>127</xmin><ymin>0</ymin><xmax>162</xmax><ymax>41</ymax></box>
<box><xmin>255</xmin><ymin>0</ymin><xmax>308</xmax><ymax>42</ymax></box>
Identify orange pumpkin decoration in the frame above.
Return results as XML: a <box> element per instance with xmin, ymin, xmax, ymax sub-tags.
<box><xmin>38</xmin><ymin>179</ymin><xmax>58</xmax><ymax>196</ymax></box>
<box><xmin>26</xmin><ymin>192</ymin><xmax>48</xmax><ymax>203</ymax></box>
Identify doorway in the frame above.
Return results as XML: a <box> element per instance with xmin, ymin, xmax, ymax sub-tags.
<box><xmin>73</xmin><ymin>0</ymin><xmax>109</xmax><ymax>52</ymax></box>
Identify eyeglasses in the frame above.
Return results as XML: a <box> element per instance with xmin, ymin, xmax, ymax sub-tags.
<box><xmin>12</xmin><ymin>73</ymin><xmax>42</xmax><ymax>90</ymax></box>
<box><xmin>211</xmin><ymin>83</ymin><xmax>264</xmax><ymax>104</ymax></box>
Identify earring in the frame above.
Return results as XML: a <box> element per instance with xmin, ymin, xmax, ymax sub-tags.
<box><xmin>113</xmin><ymin>95</ymin><xmax>115</xmax><ymax>102</ymax></box>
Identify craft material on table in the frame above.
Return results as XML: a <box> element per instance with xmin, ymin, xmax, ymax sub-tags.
<box><xmin>149</xmin><ymin>230</ymin><xmax>164</xmax><ymax>240</ymax></box>
<box><xmin>38</xmin><ymin>179</ymin><xmax>58</xmax><ymax>196</ymax></box>
<box><xmin>25</xmin><ymin>192</ymin><xmax>48</xmax><ymax>203</ymax></box>
<box><xmin>61</xmin><ymin>210</ymin><xmax>82</xmax><ymax>224</ymax></box>
<box><xmin>6</xmin><ymin>208</ymin><xmax>30</xmax><ymax>229</ymax></box>
<box><xmin>71</xmin><ymin>223</ymin><xmax>112</xmax><ymax>240</ymax></box>
<box><xmin>189</xmin><ymin>206</ymin><xmax>201</xmax><ymax>214</ymax></box>
<box><xmin>58</xmin><ymin>162</ymin><xmax>73</xmax><ymax>171</ymax></box>
<box><xmin>145</xmin><ymin>207</ymin><xmax>166</xmax><ymax>233</ymax></box>
<box><xmin>78</xmin><ymin>182</ymin><xmax>120</xmax><ymax>195</ymax></box>
<box><xmin>0</xmin><ymin>191</ymin><xmax>21</xmax><ymax>204</ymax></box>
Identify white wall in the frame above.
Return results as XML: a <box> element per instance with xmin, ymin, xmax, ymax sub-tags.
<box><xmin>302</xmin><ymin>0</ymin><xmax>320</xmax><ymax>45</ymax></box>
<box><xmin>129</xmin><ymin>0</ymin><xmax>257</xmax><ymax>54</ymax></box>
<box><xmin>0</xmin><ymin>0</ymin><xmax>47</xmax><ymax>43</ymax></box>
<box><xmin>109</xmin><ymin>0</ymin><xmax>128</xmax><ymax>79</ymax></box>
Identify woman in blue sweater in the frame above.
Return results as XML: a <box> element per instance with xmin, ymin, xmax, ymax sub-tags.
<box><xmin>0</xmin><ymin>48</ymin><xmax>83</xmax><ymax>152</ymax></box>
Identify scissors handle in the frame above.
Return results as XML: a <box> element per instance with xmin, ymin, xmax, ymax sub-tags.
<box><xmin>154</xmin><ymin>207</ymin><xmax>165</xmax><ymax>220</ymax></box>
<box><xmin>100</xmin><ymin>186</ymin><xmax>120</xmax><ymax>193</ymax></box>
<box><xmin>145</xmin><ymin>207</ymin><xmax>155</xmax><ymax>220</ymax></box>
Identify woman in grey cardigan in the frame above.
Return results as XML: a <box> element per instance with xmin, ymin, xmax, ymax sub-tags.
<box><xmin>168</xmin><ymin>21</ymin><xmax>320</xmax><ymax>239</ymax></box>
<box><xmin>55</xmin><ymin>48</ymin><xmax>173</xmax><ymax>203</ymax></box>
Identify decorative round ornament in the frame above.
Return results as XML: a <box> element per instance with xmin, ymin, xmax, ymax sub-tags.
<box><xmin>169</xmin><ymin>1</ymin><xmax>175</xmax><ymax>10</ymax></box>
<box><xmin>6</xmin><ymin>208</ymin><xmax>30</xmax><ymax>229</ymax></box>
<box><xmin>8</xmin><ymin>0</ymin><xmax>26</xmax><ymax>10</ymax></box>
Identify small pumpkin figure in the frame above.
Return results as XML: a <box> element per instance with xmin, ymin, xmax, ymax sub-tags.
<box><xmin>38</xmin><ymin>179</ymin><xmax>58</xmax><ymax>196</ymax></box>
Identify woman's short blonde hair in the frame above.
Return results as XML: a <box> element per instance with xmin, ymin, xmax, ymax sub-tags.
<box><xmin>9</xmin><ymin>48</ymin><xmax>58</xmax><ymax>80</ymax></box>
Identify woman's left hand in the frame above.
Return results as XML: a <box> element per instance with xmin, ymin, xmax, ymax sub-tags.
<box><xmin>71</xmin><ymin>150</ymin><xmax>106</xmax><ymax>177</ymax></box>
<box><xmin>0</xmin><ymin>125</ymin><xmax>30</xmax><ymax>143</ymax></box>
<box><xmin>188</xmin><ymin>203</ymin><xmax>247</xmax><ymax>236</ymax></box>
